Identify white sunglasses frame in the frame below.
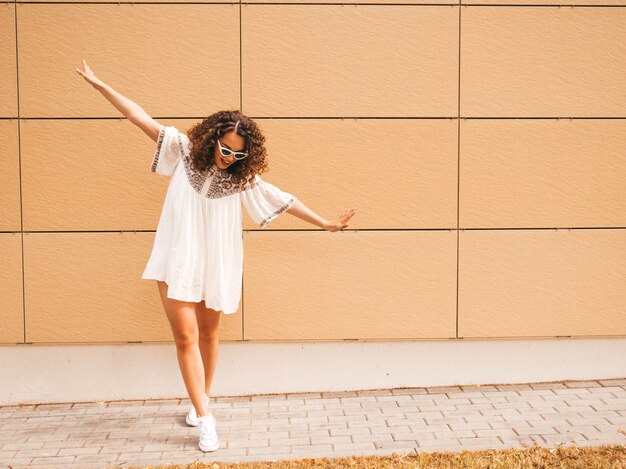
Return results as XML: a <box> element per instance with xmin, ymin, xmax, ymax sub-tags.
<box><xmin>217</xmin><ymin>138</ymin><xmax>248</xmax><ymax>160</ymax></box>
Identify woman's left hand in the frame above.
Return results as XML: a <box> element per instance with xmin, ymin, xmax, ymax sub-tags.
<box><xmin>323</xmin><ymin>208</ymin><xmax>357</xmax><ymax>232</ymax></box>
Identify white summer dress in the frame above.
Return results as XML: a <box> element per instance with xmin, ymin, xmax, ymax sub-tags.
<box><xmin>141</xmin><ymin>125</ymin><xmax>297</xmax><ymax>314</ymax></box>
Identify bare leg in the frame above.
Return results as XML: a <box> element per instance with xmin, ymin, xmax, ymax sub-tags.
<box><xmin>195</xmin><ymin>302</ymin><xmax>221</xmax><ymax>397</ymax></box>
<box><xmin>157</xmin><ymin>280</ymin><xmax>208</xmax><ymax>417</ymax></box>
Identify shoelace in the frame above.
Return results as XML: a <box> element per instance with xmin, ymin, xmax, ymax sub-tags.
<box><xmin>200</xmin><ymin>414</ymin><xmax>217</xmax><ymax>441</ymax></box>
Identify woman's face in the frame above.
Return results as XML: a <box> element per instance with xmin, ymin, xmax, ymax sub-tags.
<box><xmin>214</xmin><ymin>130</ymin><xmax>246</xmax><ymax>169</ymax></box>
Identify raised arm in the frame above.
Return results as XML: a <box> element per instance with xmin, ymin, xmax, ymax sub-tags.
<box><xmin>75</xmin><ymin>59</ymin><xmax>161</xmax><ymax>142</ymax></box>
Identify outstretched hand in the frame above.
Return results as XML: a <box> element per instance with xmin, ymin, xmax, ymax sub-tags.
<box><xmin>75</xmin><ymin>59</ymin><xmax>104</xmax><ymax>89</ymax></box>
<box><xmin>324</xmin><ymin>208</ymin><xmax>357</xmax><ymax>232</ymax></box>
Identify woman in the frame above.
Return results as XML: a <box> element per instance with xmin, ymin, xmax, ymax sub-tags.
<box><xmin>76</xmin><ymin>59</ymin><xmax>357</xmax><ymax>452</ymax></box>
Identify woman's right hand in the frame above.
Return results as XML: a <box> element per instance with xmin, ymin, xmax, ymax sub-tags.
<box><xmin>75</xmin><ymin>59</ymin><xmax>104</xmax><ymax>89</ymax></box>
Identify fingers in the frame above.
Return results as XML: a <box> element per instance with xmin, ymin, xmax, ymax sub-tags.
<box><xmin>76</xmin><ymin>60</ymin><xmax>86</xmax><ymax>76</ymax></box>
<box><xmin>342</xmin><ymin>208</ymin><xmax>357</xmax><ymax>218</ymax></box>
<box><xmin>340</xmin><ymin>209</ymin><xmax>356</xmax><ymax>223</ymax></box>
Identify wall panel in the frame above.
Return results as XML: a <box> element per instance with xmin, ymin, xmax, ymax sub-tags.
<box><xmin>23</xmin><ymin>232</ymin><xmax>243</xmax><ymax>343</ymax></box>
<box><xmin>460</xmin><ymin>119</ymin><xmax>626</xmax><ymax>228</ymax></box>
<box><xmin>17</xmin><ymin>4</ymin><xmax>240</xmax><ymax>118</ymax></box>
<box><xmin>461</xmin><ymin>8</ymin><xmax>626</xmax><ymax>116</ymax></box>
<box><xmin>459</xmin><ymin>229</ymin><xmax>626</xmax><ymax>338</ymax></box>
<box><xmin>243</xmin><ymin>230</ymin><xmax>457</xmax><ymax>340</ymax></box>
<box><xmin>21</xmin><ymin>119</ymin><xmax>199</xmax><ymax>231</ymax></box>
<box><xmin>0</xmin><ymin>120</ymin><xmax>21</xmax><ymax>232</ymax></box>
<box><xmin>0</xmin><ymin>234</ymin><xmax>24</xmax><ymax>344</ymax></box>
<box><xmin>0</xmin><ymin>4</ymin><xmax>17</xmax><ymax>117</ymax></box>
<box><xmin>247</xmin><ymin>118</ymin><xmax>458</xmax><ymax>230</ymax></box>
<box><xmin>242</xmin><ymin>6</ymin><xmax>459</xmax><ymax>117</ymax></box>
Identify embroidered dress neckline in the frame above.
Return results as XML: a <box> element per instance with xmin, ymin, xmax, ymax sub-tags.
<box><xmin>177</xmin><ymin>132</ymin><xmax>258</xmax><ymax>199</ymax></box>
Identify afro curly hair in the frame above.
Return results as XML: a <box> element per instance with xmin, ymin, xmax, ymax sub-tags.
<box><xmin>185</xmin><ymin>110</ymin><xmax>269</xmax><ymax>190</ymax></box>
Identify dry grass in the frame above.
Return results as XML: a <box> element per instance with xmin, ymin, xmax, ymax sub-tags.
<box><xmin>120</xmin><ymin>443</ymin><xmax>626</xmax><ymax>469</ymax></box>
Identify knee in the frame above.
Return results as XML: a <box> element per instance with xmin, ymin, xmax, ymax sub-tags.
<box><xmin>173</xmin><ymin>330</ymin><xmax>199</xmax><ymax>349</ymax></box>
<box><xmin>199</xmin><ymin>328</ymin><xmax>219</xmax><ymax>342</ymax></box>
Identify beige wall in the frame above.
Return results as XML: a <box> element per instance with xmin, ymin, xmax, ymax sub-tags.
<box><xmin>1</xmin><ymin>2</ymin><xmax>624</xmax><ymax>345</ymax></box>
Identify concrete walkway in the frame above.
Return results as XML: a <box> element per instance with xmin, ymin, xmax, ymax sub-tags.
<box><xmin>1</xmin><ymin>378</ymin><xmax>625</xmax><ymax>469</ymax></box>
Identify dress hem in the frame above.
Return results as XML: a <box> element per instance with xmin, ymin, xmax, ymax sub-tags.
<box><xmin>141</xmin><ymin>274</ymin><xmax>239</xmax><ymax>315</ymax></box>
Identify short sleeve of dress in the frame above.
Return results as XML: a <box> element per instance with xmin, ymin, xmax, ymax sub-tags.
<box><xmin>241</xmin><ymin>175</ymin><xmax>297</xmax><ymax>228</ymax></box>
<box><xmin>150</xmin><ymin>125</ymin><xmax>187</xmax><ymax>176</ymax></box>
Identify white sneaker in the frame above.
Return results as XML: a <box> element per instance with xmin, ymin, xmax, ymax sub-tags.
<box><xmin>198</xmin><ymin>413</ymin><xmax>219</xmax><ymax>452</ymax></box>
<box><xmin>185</xmin><ymin>393</ymin><xmax>210</xmax><ymax>427</ymax></box>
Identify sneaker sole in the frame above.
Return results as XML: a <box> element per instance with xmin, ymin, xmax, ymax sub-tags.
<box><xmin>199</xmin><ymin>438</ymin><xmax>220</xmax><ymax>452</ymax></box>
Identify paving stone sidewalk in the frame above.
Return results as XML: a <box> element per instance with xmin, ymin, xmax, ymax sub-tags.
<box><xmin>1</xmin><ymin>378</ymin><xmax>625</xmax><ymax>469</ymax></box>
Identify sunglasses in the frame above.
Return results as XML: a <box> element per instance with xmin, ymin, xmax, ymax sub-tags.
<box><xmin>217</xmin><ymin>138</ymin><xmax>248</xmax><ymax>160</ymax></box>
